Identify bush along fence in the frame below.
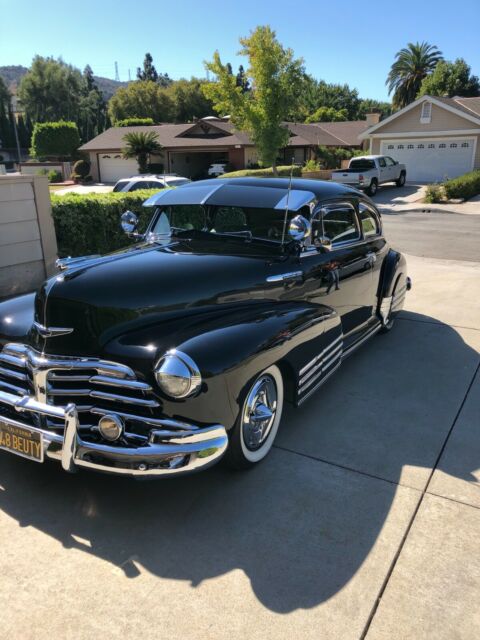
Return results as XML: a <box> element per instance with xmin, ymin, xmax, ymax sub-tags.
<box><xmin>50</xmin><ymin>190</ymin><xmax>159</xmax><ymax>257</ymax></box>
<box><xmin>220</xmin><ymin>165</ymin><xmax>302</xmax><ymax>178</ymax></box>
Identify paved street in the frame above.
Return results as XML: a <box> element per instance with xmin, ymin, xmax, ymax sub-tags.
<box><xmin>1</xmin><ymin>214</ymin><xmax>480</xmax><ymax>639</ymax></box>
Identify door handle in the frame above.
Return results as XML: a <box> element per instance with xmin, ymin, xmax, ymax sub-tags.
<box><xmin>366</xmin><ymin>252</ymin><xmax>377</xmax><ymax>265</ymax></box>
<box><xmin>266</xmin><ymin>270</ymin><xmax>303</xmax><ymax>284</ymax></box>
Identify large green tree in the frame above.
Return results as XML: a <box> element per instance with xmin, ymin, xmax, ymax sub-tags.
<box><xmin>203</xmin><ymin>26</ymin><xmax>305</xmax><ymax>173</ymax></box>
<box><xmin>305</xmin><ymin>106</ymin><xmax>348</xmax><ymax>123</ymax></box>
<box><xmin>0</xmin><ymin>76</ymin><xmax>15</xmax><ymax>150</ymax></box>
<box><xmin>122</xmin><ymin>131</ymin><xmax>162</xmax><ymax>173</ymax></box>
<box><xmin>418</xmin><ymin>58</ymin><xmax>480</xmax><ymax>98</ymax></box>
<box><xmin>137</xmin><ymin>52</ymin><xmax>171</xmax><ymax>87</ymax></box>
<box><xmin>357</xmin><ymin>98</ymin><xmax>392</xmax><ymax>120</ymax></box>
<box><xmin>78</xmin><ymin>65</ymin><xmax>107</xmax><ymax>141</ymax></box>
<box><xmin>387</xmin><ymin>42</ymin><xmax>443</xmax><ymax>108</ymax></box>
<box><xmin>18</xmin><ymin>56</ymin><xmax>84</xmax><ymax>123</ymax></box>
<box><xmin>164</xmin><ymin>77</ymin><xmax>215</xmax><ymax>122</ymax></box>
<box><xmin>108</xmin><ymin>81</ymin><xmax>174</xmax><ymax>124</ymax></box>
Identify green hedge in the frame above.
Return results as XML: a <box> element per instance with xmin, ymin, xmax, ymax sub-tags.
<box><xmin>443</xmin><ymin>170</ymin><xmax>480</xmax><ymax>200</ymax></box>
<box><xmin>50</xmin><ymin>190</ymin><xmax>160</xmax><ymax>257</ymax></box>
<box><xmin>30</xmin><ymin>121</ymin><xmax>80</xmax><ymax>159</ymax></box>
<box><xmin>220</xmin><ymin>165</ymin><xmax>302</xmax><ymax>178</ymax></box>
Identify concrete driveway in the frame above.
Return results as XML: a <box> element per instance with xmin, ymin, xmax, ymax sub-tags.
<box><xmin>370</xmin><ymin>182</ymin><xmax>426</xmax><ymax>209</ymax></box>
<box><xmin>1</xmin><ymin>244</ymin><xmax>480</xmax><ymax>638</ymax></box>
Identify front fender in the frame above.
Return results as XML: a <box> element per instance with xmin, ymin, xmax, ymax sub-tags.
<box><xmin>0</xmin><ymin>294</ymin><xmax>35</xmax><ymax>347</ymax></box>
<box><xmin>176</xmin><ymin>301</ymin><xmax>341</xmax><ymax>422</ymax></box>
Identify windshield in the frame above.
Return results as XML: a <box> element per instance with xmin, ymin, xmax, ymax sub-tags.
<box><xmin>349</xmin><ymin>159</ymin><xmax>375</xmax><ymax>170</ymax></box>
<box><xmin>149</xmin><ymin>204</ymin><xmax>301</xmax><ymax>243</ymax></box>
<box><xmin>113</xmin><ymin>180</ymin><xmax>130</xmax><ymax>192</ymax></box>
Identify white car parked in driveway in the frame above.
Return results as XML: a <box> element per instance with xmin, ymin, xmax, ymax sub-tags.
<box><xmin>331</xmin><ymin>155</ymin><xmax>407</xmax><ymax>196</ymax></box>
<box><xmin>113</xmin><ymin>174</ymin><xmax>191</xmax><ymax>192</ymax></box>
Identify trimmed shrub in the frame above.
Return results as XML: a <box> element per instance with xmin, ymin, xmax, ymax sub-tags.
<box><xmin>47</xmin><ymin>169</ymin><xmax>62</xmax><ymax>183</ymax></box>
<box><xmin>30</xmin><ymin>121</ymin><xmax>80</xmax><ymax>159</ymax></box>
<box><xmin>443</xmin><ymin>170</ymin><xmax>480</xmax><ymax>200</ymax></box>
<box><xmin>303</xmin><ymin>159</ymin><xmax>321</xmax><ymax>172</ymax></box>
<box><xmin>50</xmin><ymin>190</ymin><xmax>160</xmax><ymax>257</ymax></box>
<box><xmin>72</xmin><ymin>159</ymin><xmax>90</xmax><ymax>179</ymax></box>
<box><xmin>116</xmin><ymin>118</ymin><xmax>155</xmax><ymax>127</ymax></box>
<box><xmin>220</xmin><ymin>165</ymin><xmax>302</xmax><ymax>178</ymax></box>
<box><xmin>424</xmin><ymin>184</ymin><xmax>444</xmax><ymax>204</ymax></box>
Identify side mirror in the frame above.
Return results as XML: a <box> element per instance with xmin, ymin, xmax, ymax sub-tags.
<box><xmin>288</xmin><ymin>215</ymin><xmax>311</xmax><ymax>243</ymax></box>
<box><xmin>121</xmin><ymin>210</ymin><xmax>139</xmax><ymax>235</ymax></box>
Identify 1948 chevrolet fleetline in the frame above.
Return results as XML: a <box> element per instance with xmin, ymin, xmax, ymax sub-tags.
<box><xmin>0</xmin><ymin>178</ymin><xmax>410</xmax><ymax>477</ymax></box>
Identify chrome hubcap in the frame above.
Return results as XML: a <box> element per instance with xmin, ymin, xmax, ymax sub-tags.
<box><xmin>242</xmin><ymin>375</ymin><xmax>277</xmax><ymax>451</ymax></box>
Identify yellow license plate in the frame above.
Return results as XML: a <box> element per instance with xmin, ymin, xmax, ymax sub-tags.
<box><xmin>0</xmin><ymin>421</ymin><xmax>43</xmax><ymax>463</ymax></box>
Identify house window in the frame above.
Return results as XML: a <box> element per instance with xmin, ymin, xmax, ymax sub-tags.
<box><xmin>439</xmin><ymin>143</ymin><xmax>446</xmax><ymax>149</ymax></box>
<box><xmin>450</xmin><ymin>143</ymin><xmax>457</xmax><ymax>148</ymax></box>
<box><xmin>420</xmin><ymin>101</ymin><xmax>432</xmax><ymax>123</ymax></box>
<box><xmin>461</xmin><ymin>142</ymin><xmax>470</xmax><ymax>148</ymax></box>
<box><xmin>387</xmin><ymin>144</ymin><xmax>394</xmax><ymax>149</ymax></box>
<box><xmin>428</xmin><ymin>143</ymin><xmax>435</xmax><ymax>148</ymax></box>
<box><xmin>397</xmin><ymin>144</ymin><xmax>404</xmax><ymax>149</ymax></box>
<box><xmin>417</xmin><ymin>144</ymin><xmax>424</xmax><ymax>149</ymax></box>
<box><xmin>407</xmin><ymin>144</ymin><xmax>414</xmax><ymax>149</ymax></box>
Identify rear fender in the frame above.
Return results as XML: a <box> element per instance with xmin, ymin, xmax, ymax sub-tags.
<box><xmin>377</xmin><ymin>249</ymin><xmax>409</xmax><ymax>321</ymax></box>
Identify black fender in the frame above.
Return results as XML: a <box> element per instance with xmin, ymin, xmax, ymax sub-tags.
<box><xmin>376</xmin><ymin>249</ymin><xmax>409</xmax><ymax>321</ymax></box>
<box><xmin>0</xmin><ymin>294</ymin><xmax>35</xmax><ymax>347</ymax></box>
<box><xmin>173</xmin><ymin>301</ymin><xmax>342</xmax><ymax>425</ymax></box>
<box><xmin>378</xmin><ymin>249</ymin><xmax>409</xmax><ymax>298</ymax></box>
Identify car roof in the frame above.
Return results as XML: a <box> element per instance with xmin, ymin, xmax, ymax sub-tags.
<box><xmin>143</xmin><ymin>177</ymin><xmax>361</xmax><ymax>209</ymax></box>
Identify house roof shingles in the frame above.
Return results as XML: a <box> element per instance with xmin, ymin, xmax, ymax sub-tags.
<box><xmin>80</xmin><ymin>118</ymin><xmax>368</xmax><ymax>152</ymax></box>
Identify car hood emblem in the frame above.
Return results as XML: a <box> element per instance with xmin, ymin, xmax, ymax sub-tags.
<box><xmin>33</xmin><ymin>321</ymin><xmax>74</xmax><ymax>338</ymax></box>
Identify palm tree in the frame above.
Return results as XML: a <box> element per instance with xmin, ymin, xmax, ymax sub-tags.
<box><xmin>387</xmin><ymin>42</ymin><xmax>443</xmax><ymax>108</ymax></box>
<box><xmin>122</xmin><ymin>131</ymin><xmax>162</xmax><ymax>174</ymax></box>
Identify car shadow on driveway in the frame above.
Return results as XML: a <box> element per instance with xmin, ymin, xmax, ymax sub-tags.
<box><xmin>0</xmin><ymin>312</ymin><xmax>478</xmax><ymax>614</ymax></box>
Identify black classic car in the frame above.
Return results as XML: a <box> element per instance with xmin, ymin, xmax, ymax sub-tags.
<box><xmin>0</xmin><ymin>178</ymin><xmax>410</xmax><ymax>477</ymax></box>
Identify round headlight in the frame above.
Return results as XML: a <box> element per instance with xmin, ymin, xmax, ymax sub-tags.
<box><xmin>154</xmin><ymin>350</ymin><xmax>202</xmax><ymax>399</ymax></box>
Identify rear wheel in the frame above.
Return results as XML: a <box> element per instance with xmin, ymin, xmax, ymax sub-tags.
<box><xmin>396</xmin><ymin>172</ymin><xmax>406</xmax><ymax>187</ymax></box>
<box><xmin>225</xmin><ymin>365</ymin><xmax>284</xmax><ymax>470</ymax></box>
<box><xmin>366</xmin><ymin>179</ymin><xmax>378</xmax><ymax>196</ymax></box>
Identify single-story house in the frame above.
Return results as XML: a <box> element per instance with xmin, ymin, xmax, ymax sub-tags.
<box><xmin>79</xmin><ymin>114</ymin><xmax>378</xmax><ymax>183</ymax></box>
<box><xmin>360</xmin><ymin>95</ymin><xmax>480</xmax><ymax>182</ymax></box>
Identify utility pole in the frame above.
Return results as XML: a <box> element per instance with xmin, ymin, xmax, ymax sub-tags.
<box><xmin>115</xmin><ymin>61</ymin><xmax>120</xmax><ymax>81</ymax></box>
<box><xmin>128</xmin><ymin>68</ymin><xmax>131</xmax><ymax>81</ymax></box>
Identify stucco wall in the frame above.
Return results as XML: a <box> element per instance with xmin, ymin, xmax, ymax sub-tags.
<box><xmin>0</xmin><ymin>175</ymin><xmax>58</xmax><ymax>298</ymax></box>
<box><xmin>373</xmin><ymin>103</ymin><xmax>478</xmax><ymax>134</ymax></box>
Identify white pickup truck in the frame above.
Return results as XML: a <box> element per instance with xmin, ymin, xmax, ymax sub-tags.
<box><xmin>331</xmin><ymin>155</ymin><xmax>406</xmax><ymax>196</ymax></box>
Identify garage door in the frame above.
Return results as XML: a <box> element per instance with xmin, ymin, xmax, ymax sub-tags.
<box><xmin>381</xmin><ymin>138</ymin><xmax>475</xmax><ymax>182</ymax></box>
<box><xmin>98</xmin><ymin>154</ymin><xmax>138</xmax><ymax>183</ymax></box>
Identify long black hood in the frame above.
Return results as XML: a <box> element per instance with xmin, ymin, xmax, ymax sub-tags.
<box><xmin>33</xmin><ymin>240</ymin><xmax>276</xmax><ymax>356</ymax></box>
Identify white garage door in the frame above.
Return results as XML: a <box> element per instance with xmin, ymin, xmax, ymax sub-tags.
<box><xmin>98</xmin><ymin>154</ymin><xmax>138</xmax><ymax>183</ymax></box>
<box><xmin>381</xmin><ymin>138</ymin><xmax>475</xmax><ymax>182</ymax></box>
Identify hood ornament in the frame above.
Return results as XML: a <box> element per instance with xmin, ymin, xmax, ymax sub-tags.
<box><xmin>33</xmin><ymin>321</ymin><xmax>74</xmax><ymax>338</ymax></box>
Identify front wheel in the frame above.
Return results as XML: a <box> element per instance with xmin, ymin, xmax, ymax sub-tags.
<box><xmin>396</xmin><ymin>172</ymin><xmax>406</xmax><ymax>187</ymax></box>
<box><xmin>366</xmin><ymin>179</ymin><xmax>378</xmax><ymax>196</ymax></box>
<box><xmin>224</xmin><ymin>365</ymin><xmax>284</xmax><ymax>470</ymax></box>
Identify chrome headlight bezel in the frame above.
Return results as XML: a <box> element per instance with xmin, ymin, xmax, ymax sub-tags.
<box><xmin>154</xmin><ymin>349</ymin><xmax>202</xmax><ymax>399</ymax></box>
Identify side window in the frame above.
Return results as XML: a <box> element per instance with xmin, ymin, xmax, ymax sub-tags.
<box><xmin>385</xmin><ymin>157</ymin><xmax>395</xmax><ymax>166</ymax></box>
<box><xmin>319</xmin><ymin>204</ymin><xmax>360</xmax><ymax>245</ymax></box>
<box><xmin>378</xmin><ymin>157</ymin><xmax>386</xmax><ymax>168</ymax></box>
<box><xmin>358</xmin><ymin>202</ymin><xmax>380</xmax><ymax>238</ymax></box>
<box><xmin>128</xmin><ymin>182</ymin><xmax>144</xmax><ymax>192</ymax></box>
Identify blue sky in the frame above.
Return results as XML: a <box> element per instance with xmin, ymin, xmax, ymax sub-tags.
<box><xmin>1</xmin><ymin>0</ymin><xmax>479</xmax><ymax>101</ymax></box>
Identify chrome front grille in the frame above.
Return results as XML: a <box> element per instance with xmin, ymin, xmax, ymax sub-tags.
<box><xmin>0</xmin><ymin>343</ymin><xmax>159</xmax><ymax>434</ymax></box>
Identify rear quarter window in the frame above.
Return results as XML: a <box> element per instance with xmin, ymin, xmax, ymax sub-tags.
<box><xmin>349</xmin><ymin>159</ymin><xmax>375</xmax><ymax>170</ymax></box>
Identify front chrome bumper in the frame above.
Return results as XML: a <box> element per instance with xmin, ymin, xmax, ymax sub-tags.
<box><xmin>0</xmin><ymin>389</ymin><xmax>228</xmax><ymax>477</ymax></box>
